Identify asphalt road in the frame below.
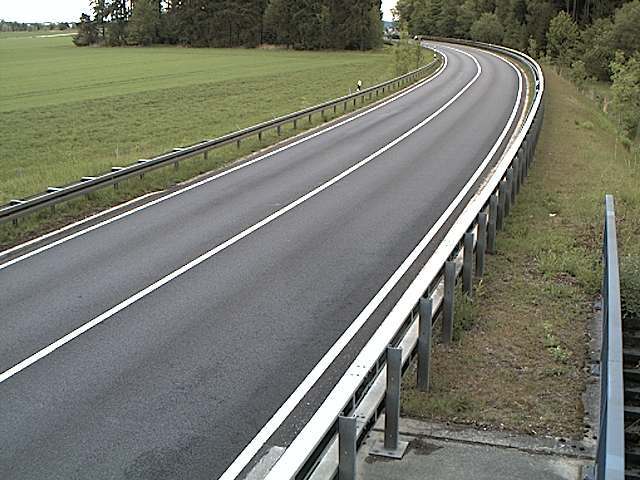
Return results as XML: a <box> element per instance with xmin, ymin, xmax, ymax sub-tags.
<box><xmin>0</xmin><ymin>43</ymin><xmax>524</xmax><ymax>479</ymax></box>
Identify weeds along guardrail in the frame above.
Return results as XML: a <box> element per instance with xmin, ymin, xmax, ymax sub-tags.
<box><xmin>257</xmin><ymin>40</ymin><xmax>545</xmax><ymax>480</ymax></box>
<box><xmin>592</xmin><ymin>195</ymin><xmax>625</xmax><ymax>480</ymax></box>
<box><xmin>0</xmin><ymin>57</ymin><xmax>441</xmax><ymax>226</ymax></box>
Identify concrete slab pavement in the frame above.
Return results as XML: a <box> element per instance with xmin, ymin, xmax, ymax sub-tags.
<box><xmin>357</xmin><ymin>418</ymin><xmax>592</xmax><ymax>480</ymax></box>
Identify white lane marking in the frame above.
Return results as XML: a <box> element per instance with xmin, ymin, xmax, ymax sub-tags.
<box><xmin>0</xmin><ymin>48</ymin><xmax>465</xmax><ymax>385</ymax></box>
<box><xmin>219</xmin><ymin>44</ymin><xmax>523</xmax><ymax>480</ymax></box>
<box><xmin>0</xmin><ymin>54</ymin><xmax>447</xmax><ymax>271</ymax></box>
<box><xmin>0</xmin><ymin>194</ymin><xmax>157</xmax><ymax>260</ymax></box>
<box><xmin>216</xmin><ymin>44</ymin><xmax>512</xmax><ymax>480</ymax></box>
<box><xmin>264</xmin><ymin>47</ymin><xmax>525</xmax><ymax>479</ymax></box>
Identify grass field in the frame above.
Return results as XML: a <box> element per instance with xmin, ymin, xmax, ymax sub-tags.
<box><xmin>0</xmin><ymin>35</ymin><xmax>413</xmax><ymax>212</ymax></box>
<box><xmin>402</xmin><ymin>67</ymin><xmax>639</xmax><ymax>438</ymax></box>
<box><xmin>0</xmin><ymin>30</ymin><xmax>75</xmax><ymax>39</ymax></box>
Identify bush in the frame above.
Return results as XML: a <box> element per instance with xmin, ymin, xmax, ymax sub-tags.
<box><xmin>621</xmin><ymin>256</ymin><xmax>640</xmax><ymax>320</ymax></box>
<box><xmin>569</xmin><ymin>60</ymin><xmax>588</xmax><ymax>89</ymax></box>
<box><xmin>394</xmin><ymin>33</ymin><xmax>423</xmax><ymax>75</ymax></box>
<box><xmin>546</xmin><ymin>11</ymin><xmax>580</xmax><ymax>69</ymax></box>
<box><xmin>611</xmin><ymin>52</ymin><xmax>640</xmax><ymax>140</ymax></box>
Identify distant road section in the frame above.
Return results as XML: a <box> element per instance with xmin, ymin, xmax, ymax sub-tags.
<box><xmin>0</xmin><ymin>42</ymin><xmax>523</xmax><ymax>479</ymax></box>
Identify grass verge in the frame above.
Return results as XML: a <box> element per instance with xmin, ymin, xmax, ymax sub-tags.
<box><xmin>401</xmin><ymin>66</ymin><xmax>640</xmax><ymax>438</ymax></box>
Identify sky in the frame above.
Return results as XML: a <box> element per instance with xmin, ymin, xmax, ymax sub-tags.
<box><xmin>382</xmin><ymin>0</ymin><xmax>398</xmax><ymax>21</ymax></box>
<box><xmin>0</xmin><ymin>0</ymin><xmax>397</xmax><ymax>23</ymax></box>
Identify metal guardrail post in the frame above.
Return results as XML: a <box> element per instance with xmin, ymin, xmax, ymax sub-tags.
<box><xmin>476</xmin><ymin>212</ymin><xmax>488</xmax><ymax>277</ymax></box>
<box><xmin>385</xmin><ymin>347</ymin><xmax>401</xmax><ymax>449</ymax></box>
<box><xmin>517</xmin><ymin>152</ymin><xmax>523</xmax><ymax>184</ymax></box>
<box><xmin>513</xmin><ymin>156</ymin><xmax>520</xmax><ymax>198</ymax></box>
<box><xmin>518</xmin><ymin>150</ymin><xmax>526</xmax><ymax>185</ymax></box>
<box><xmin>338</xmin><ymin>416</ymin><xmax>357</xmax><ymax>480</ymax></box>
<box><xmin>505</xmin><ymin>168</ymin><xmax>513</xmax><ymax>216</ymax></box>
<box><xmin>370</xmin><ymin>346</ymin><xmax>409</xmax><ymax>459</ymax></box>
<box><xmin>497</xmin><ymin>181</ymin><xmax>507</xmax><ymax>230</ymax></box>
<box><xmin>443</xmin><ymin>261</ymin><xmax>456</xmax><ymax>344</ymax></box>
<box><xmin>488</xmin><ymin>195</ymin><xmax>498</xmax><ymax>254</ymax></box>
<box><xmin>463</xmin><ymin>232</ymin><xmax>474</xmax><ymax>297</ymax></box>
<box><xmin>417</xmin><ymin>297</ymin><xmax>433</xmax><ymax>392</ymax></box>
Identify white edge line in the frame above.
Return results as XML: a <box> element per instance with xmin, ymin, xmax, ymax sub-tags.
<box><xmin>263</xmin><ymin>47</ymin><xmax>525</xmax><ymax>480</ymax></box>
<box><xmin>0</xmin><ymin>49</ymin><xmax>457</xmax><ymax>385</ymax></box>
<box><xmin>218</xmin><ymin>44</ymin><xmax>506</xmax><ymax>480</ymax></box>
<box><xmin>0</xmin><ymin>193</ymin><xmax>158</xmax><ymax>259</ymax></box>
<box><xmin>0</xmin><ymin>52</ymin><xmax>446</xmax><ymax>271</ymax></box>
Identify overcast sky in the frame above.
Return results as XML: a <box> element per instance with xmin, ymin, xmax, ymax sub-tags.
<box><xmin>0</xmin><ymin>0</ymin><xmax>397</xmax><ymax>23</ymax></box>
<box><xmin>382</xmin><ymin>0</ymin><xmax>397</xmax><ymax>21</ymax></box>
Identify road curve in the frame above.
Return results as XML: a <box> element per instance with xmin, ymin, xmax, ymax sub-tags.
<box><xmin>0</xmin><ymin>43</ymin><xmax>524</xmax><ymax>479</ymax></box>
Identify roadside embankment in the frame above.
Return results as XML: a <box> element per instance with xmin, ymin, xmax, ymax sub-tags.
<box><xmin>401</xmin><ymin>65</ymin><xmax>640</xmax><ymax>439</ymax></box>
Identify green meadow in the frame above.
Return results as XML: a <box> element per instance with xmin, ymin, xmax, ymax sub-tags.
<box><xmin>0</xmin><ymin>35</ymin><xmax>403</xmax><ymax>205</ymax></box>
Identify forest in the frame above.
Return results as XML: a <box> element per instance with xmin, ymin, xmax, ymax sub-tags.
<box><xmin>396</xmin><ymin>0</ymin><xmax>640</xmax><ymax>140</ymax></box>
<box><xmin>73</xmin><ymin>0</ymin><xmax>383</xmax><ymax>50</ymax></box>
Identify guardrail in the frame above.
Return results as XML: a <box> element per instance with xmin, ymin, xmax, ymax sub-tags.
<box><xmin>258</xmin><ymin>39</ymin><xmax>546</xmax><ymax>480</ymax></box>
<box><xmin>0</xmin><ymin>58</ymin><xmax>441</xmax><ymax>226</ymax></box>
<box><xmin>593</xmin><ymin>195</ymin><xmax>625</xmax><ymax>479</ymax></box>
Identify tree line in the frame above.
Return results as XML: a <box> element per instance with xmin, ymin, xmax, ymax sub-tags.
<box><xmin>396</xmin><ymin>0</ymin><xmax>640</xmax><ymax>140</ymax></box>
<box><xmin>74</xmin><ymin>0</ymin><xmax>383</xmax><ymax>50</ymax></box>
<box><xmin>0</xmin><ymin>20</ymin><xmax>73</xmax><ymax>32</ymax></box>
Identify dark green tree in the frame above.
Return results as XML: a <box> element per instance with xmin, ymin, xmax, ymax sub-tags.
<box><xmin>73</xmin><ymin>13</ymin><xmax>99</xmax><ymax>46</ymax></box>
<box><xmin>128</xmin><ymin>0</ymin><xmax>160</xmax><ymax>45</ymax></box>
<box><xmin>610</xmin><ymin>0</ymin><xmax>640</xmax><ymax>58</ymax></box>
<box><xmin>107</xmin><ymin>0</ymin><xmax>129</xmax><ymax>45</ymax></box>
<box><xmin>470</xmin><ymin>12</ymin><xmax>504</xmax><ymax>44</ymax></box>
<box><xmin>546</xmin><ymin>10</ymin><xmax>580</xmax><ymax>68</ymax></box>
<box><xmin>91</xmin><ymin>0</ymin><xmax>109</xmax><ymax>41</ymax></box>
<box><xmin>580</xmin><ymin>17</ymin><xmax>613</xmax><ymax>79</ymax></box>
